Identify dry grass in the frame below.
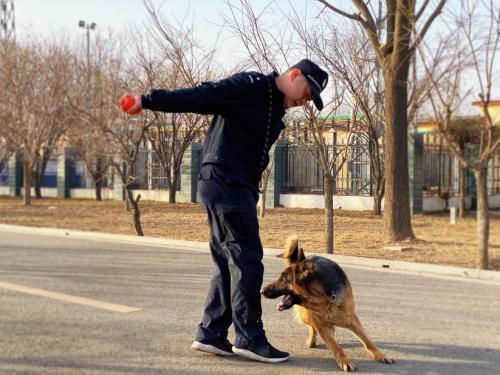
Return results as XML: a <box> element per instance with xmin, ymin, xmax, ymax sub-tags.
<box><xmin>0</xmin><ymin>196</ymin><xmax>499</xmax><ymax>270</ymax></box>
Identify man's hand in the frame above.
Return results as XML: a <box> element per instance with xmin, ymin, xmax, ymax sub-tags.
<box><xmin>118</xmin><ymin>93</ymin><xmax>142</xmax><ymax>115</ymax></box>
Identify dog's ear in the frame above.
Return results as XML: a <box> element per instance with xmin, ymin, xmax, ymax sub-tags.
<box><xmin>298</xmin><ymin>247</ymin><xmax>306</xmax><ymax>262</ymax></box>
<box><xmin>298</xmin><ymin>269</ymin><xmax>313</xmax><ymax>281</ymax></box>
<box><xmin>296</xmin><ymin>262</ymin><xmax>315</xmax><ymax>283</ymax></box>
<box><xmin>280</xmin><ymin>235</ymin><xmax>306</xmax><ymax>265</ymax></box>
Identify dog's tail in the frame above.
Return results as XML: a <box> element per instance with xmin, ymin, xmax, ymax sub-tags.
<box><xmin>278</xmin><ymin>235</ymin><xmax>305</xmax><ymax>265</ymax></box>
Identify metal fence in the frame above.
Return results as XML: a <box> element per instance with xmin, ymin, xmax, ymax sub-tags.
<box><xmin>422</xmin><ymin>145</ymin><xmax>500</xmax><ymax>196</ymax></box>
<box><xmin>422</xmin><ymin>145</ymin><xmax>459</xmax><ymax>196</ymax></box>
<box><xmin>282</xmin><ymin>144</ymin><xmax>323</xmax><ymax>193</ymax></box>
<box><xmin>282</xmin><ymin>141</ymin><xmax>374</xmax><ymax>196</ymax></box>
<box><xmin>488</xmin><ymin>155</ymin><xmax>500</xmax><ymax>195</ymax></box>
<box><xmin>130</xmin><ymin>149</ymin><xmax>181</xmax><ymax>191</ymax></box>
<box><xmin>338</xmin><ymin>141</ymin><xmax>373</xmax><ymax>195</ymax></box>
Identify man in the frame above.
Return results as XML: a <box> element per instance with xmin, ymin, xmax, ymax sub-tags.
<box><xmin>120</xmin><ymin>59</ymin><xmax>328</xmax><ymax>363</ymax></box>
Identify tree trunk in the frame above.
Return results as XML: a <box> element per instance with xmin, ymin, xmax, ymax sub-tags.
<box><xmin>259</xmin><ymin>175</ymin><xmax>269</xmax><ymax>218</ymax></box>
<box><xmin>32</xmin><ymin>162</ymin><xmax>43</xmax><ymax>199</ymax></box>
<box><xmin>94</xmin><ymin>175</ymin><xmax>103</xmax><ymax>201</ymax></box>
<box><xmin>34</xmin><ymin>179</ymin><xmax>42</xmax><ymax>199</ymax></box>
<box><xmin>372</xmin><ymin>166</ymin><xmax>384</xmax><ymax>216</ymax></box>
<box><xmin>33</xmin><ymin>149</ymin><xmax>52</xmax><ymax>199</ymax></box>
<box><xmin>22</xmin><ymin>159</ymin><xmax>32</xmax><ymax>206</ymax></box>
<box><xmin>474</xmin><ymin>167</ymin><xmax>489</xmax><ymax>269</ymax></box>
<box><xmin>33</xmin><ymin>160</ymin><xmax>42</xmax><ymax>199</ymax></box>
<box><xmin>169</xmin><ymin>174</ymin><xmax>177</xmax><ymax>204</ymax></box>
<box><xmin>373</xmin><ymin>189</ymin><xmax>382</xmax><ymax>215</ymax></box>
<box><xmin>324</xmin><ymin>175</ymin><xmax>334</xmax><ymax>254</ymax></box>
<box><xmin>259</xmin><ymin>192</ymin><xmax>266</xmax><ymax>218</ymax></box>
<box><xmin>369</xmin><ymin>140</ymin><xmax>384</xmax><ymax>216</ymax></box>
<box><xmin>94</xmin><ymin>156</ymin><xmax>105</xmax><ymax>201</ymax></box>
<box><xmin>125</xmin><ymin>188</ymin><xmax>144</xmax><ymax>236</ymax></box>
<box><xmin>382</xmin><ymin>62</ymin><xmax>415</xmax><ymax>241</ymax></box>
<box><xmin>458</xmin><ymin>166</ymin><xmax>466</xmax><ymax>218</ymax></box>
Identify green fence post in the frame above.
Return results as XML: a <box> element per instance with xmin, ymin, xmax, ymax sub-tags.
<box><xmin>180</xmin><ymin>141</ymin><xmax>203</xmax><ymax>203</ymax></box>
<box><xmin>409</xmin><ymin>129</ymin><xmax>424</xmax><ymax>214</ymax></box>
<box><xmin>8</xmin><ymin>152</ymin><xmax>23</xmax><ymax>196</ymax></box>
<box><xmin>57</xmin><ymin>148</ymin><xmax>76</xmax><ymax>199</ymax></box>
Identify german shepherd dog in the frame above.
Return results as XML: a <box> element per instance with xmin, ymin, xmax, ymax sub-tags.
<box><xmin>262</xmin><ymin>236</ymin><xmax>394</xmax><ymax>372</ymax></box>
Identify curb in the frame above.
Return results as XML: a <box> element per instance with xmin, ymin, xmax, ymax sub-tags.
<box><xmin>0</xmin><ymin>223</ymin><xmax>499</xmax><ymax>284</ymax></box>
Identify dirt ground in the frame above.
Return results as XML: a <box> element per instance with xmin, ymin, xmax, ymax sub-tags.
<box><xmin>0</xmin><ymin>196</ymin><xmax>499</xmax><ymax>270</ymax></box>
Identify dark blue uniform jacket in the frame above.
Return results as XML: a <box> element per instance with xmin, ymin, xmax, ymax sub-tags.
<box><xmin>141</xmin><ymin>71</ymin><xmax>286</xmax><ymax>193</ymax></box>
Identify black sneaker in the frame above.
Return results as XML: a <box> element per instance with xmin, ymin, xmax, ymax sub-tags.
<box><xmin>232</xmin><ymin>341</ymin><xmax>289</xmax><ymax>363</ymax></box>
<box><xmin>191</xmin><ymin>338</ymin><xmax>235</xmax><ymax>356</ymax></box>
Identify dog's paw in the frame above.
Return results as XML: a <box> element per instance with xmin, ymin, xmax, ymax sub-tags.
<box><xmin>371</xmin><ymin>351</ymin><xmax>395</xmax><ymax>364</ymax></box>
<box><xmin>336</xmin><ymin>358</ymin><xmax>357</xmax><ymax>372</ymax></box>
<box><xmin>306</xmin><ymin>339</ymin><xmax>317</xmax><ymax>348</ymax></box>
<box><xmin>379</xmin><ymin>356</ymin><xmax>395</xmax><ymax>364</ymax></box>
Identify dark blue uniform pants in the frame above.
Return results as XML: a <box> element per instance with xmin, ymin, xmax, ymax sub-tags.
<box><xmin>195</xmin><ymin>165</ymin><xmax>266</xmax><ymax>348</ymax></box>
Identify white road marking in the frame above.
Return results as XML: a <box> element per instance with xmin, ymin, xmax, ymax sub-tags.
<box><xmin>0</xmin><ymin>281</ymin><xmax>142</xmax><ymax>313</ymax></box>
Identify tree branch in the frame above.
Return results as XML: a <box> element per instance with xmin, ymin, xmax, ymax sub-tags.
<box><xmin>316</xmin><ymin>0</ymin><xmax>363</xmax><ymax>22</ymax></box>
<box><xmin>316</xmin><ymin>0</ymin><xmax>383</xmax><ymax>64</ymax></box>
<box><xmin>415</xmin><ymin>0</ymin><xmax>431</xmax><ymax>22</ymax></box>
<box><xmin>411</xmin><ymin>0</ymin><xmax>447</xmax><ymax>52</ymax></box>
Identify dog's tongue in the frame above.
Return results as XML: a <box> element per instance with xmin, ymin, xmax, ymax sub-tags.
<box><xmin>277</xmin><ymin>295</ymin><xmax>293</xmax><ymax>311</ymax></box>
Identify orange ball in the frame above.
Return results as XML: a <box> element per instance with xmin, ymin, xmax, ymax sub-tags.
<box><xmin>118</xmin><ymin>94</ymin><xmax>141</xmax><ymax>115</ymax></box>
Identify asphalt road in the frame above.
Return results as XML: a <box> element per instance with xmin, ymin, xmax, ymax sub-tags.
<box><xmin>0</xmin><ymin>230</ymin><xmax>499</xmax><ymax>375</ymax></box>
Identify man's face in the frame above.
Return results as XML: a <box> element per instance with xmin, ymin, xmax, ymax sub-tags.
<box><xmin>283</xmin><ymin>70</ymin><xmax>313</xmax><ymax>109</ymax></box>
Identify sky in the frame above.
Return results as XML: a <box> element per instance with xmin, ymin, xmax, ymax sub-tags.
<box><xmin>15</xmin><ymin>0</ymin><xmax>233</xmax><ymax>48</ymax></box>
<box><xmin>12</xmin><ymin>1</ymin><xmax>449</xmax><ymax>67</ymax></box>
<box><xmin>13</xmin><ymin>0</ymin><xmax>499</xmax><ymax>102</ymax></box>
<box><xmin>14</xmin><ymin>0</ymin><xmax>312</xmax><ymax>68</ymax></box>
<box><xmin>14</xmin><ymin>0</ymin><xmax>458</xmax><ymax>40</ymax></box>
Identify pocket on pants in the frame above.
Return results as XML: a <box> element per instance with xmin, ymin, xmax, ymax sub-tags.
<box><xmin>198</xmin><ymin>165</ymin><xmax>213</xmax><ymax>180</ymax></box>
<box><xmin>217</xmin><ymin>207</ymin><xmax>259</xmax><ymax>244</ymax></box>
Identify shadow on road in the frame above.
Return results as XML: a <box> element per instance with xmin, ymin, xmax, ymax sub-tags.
<box><xmin>1</xmin><ymin>342</ymin><xmax>499</xmax><ymax>375</ymax></box>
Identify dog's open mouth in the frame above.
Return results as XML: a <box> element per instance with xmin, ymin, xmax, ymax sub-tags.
<box><xmin>277</xmin><ymin>294</ymin><xmax>295</xmax><ymax>311</ymax></box>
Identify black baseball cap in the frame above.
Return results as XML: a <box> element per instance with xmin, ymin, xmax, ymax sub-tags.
<box><xmin>291</xmin><ymin>59</ymin><xmax>328</xmax><ymax>111</ymax></box>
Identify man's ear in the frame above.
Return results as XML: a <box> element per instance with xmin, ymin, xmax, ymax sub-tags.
<box><xmin>289</xmin><ymin>68</ymin><xmax>301</xmax><ymax>81</ymax></box>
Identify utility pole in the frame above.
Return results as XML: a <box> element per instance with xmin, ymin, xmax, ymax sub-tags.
<box><xmin>0</xmin><ymin>0</ymin><xmax>15</xmax><ymax>43</ymax></box>
<box><xmin>78</xmin><ymin>20</ymin><xmax>97</xmax><ymax>92</ymax></box>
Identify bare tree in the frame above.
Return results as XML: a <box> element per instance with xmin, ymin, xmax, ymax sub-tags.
<box><xmin>290</xmin><ymin>102</ymin><xmax>355</xmax><ymax>254</ymax></box>
<box><xmin>0</xmin><ymin>41</ymin><xmax>16</xmax><ymax>181</ymax></box>
<box><xmin>68</xmin><ymin>32</ymin><xmax>153</xmax><ymax>235</ymax></box>
<box><xmin>294</xmin><ymin>19</ymin><xmax>386</xmax><ymax>215</ymax></box>
<box><xmin>68</xmin><ymin>34</ymin><xmax>126</xmax><ymax>201</ymax></box>
<box><xmin>0</xmin><ymin>36</ymin><xmax>73</xmax><ymax>205</ymax></box>
<box><xmin>107</xmin><ymin>115</ymin><xmax>153</xmax><ymax>236</ymax></box>
<box><xmin>420</xmin><ymin>0</ymin><xmax>499</xmax><ymax>269</ymax></box>
<box><xmin>69</xmin><ymin>122</ymin><xmax>112</xmax><ymax>201</ymax></box>
<box><xmin>131</xmin><ymin>6</ymin><xmax>216</xmax><ymax>203</ymax></box>
<box><xmin>316</xmin><ymin>0</ymin><xmax>447</xmax><ymax>241</ymax></box>
<box><xmin>30</xmin><ymin>40</ymin><xmax>74</xmax><ymax>199</ymax></box>
<box><xmin>225</xmin><ymin>0</ymin><xmax>360</xmax><ymax>253</ymax></box>
<box><xmin>225</xmin><ymin>0</ymin><xmax>290</xmax><ymax>220</ymax></box>
<box><xmin>0</xmin><ymin>136</ymin><xmax>12</xmax><ymax>173</ymax></box>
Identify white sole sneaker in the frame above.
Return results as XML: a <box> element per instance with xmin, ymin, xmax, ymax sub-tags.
<box><xmin>191</xmin><ymin>341</ymin><xmax>235</xmax><ymax>356</ymax></box>
<box><xmin>232</xmin><ymin>346</ymin><xmax>290</xmax><ymax>363</ymax></box>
